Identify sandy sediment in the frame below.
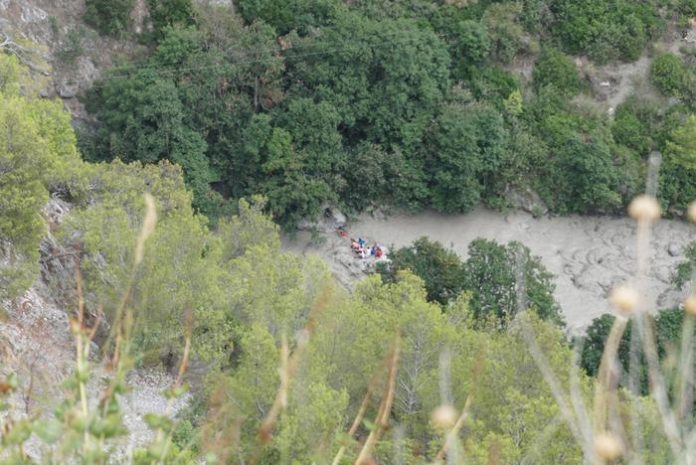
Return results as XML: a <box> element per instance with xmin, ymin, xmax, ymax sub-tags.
<box><xmin>282</xmin><ymin>208</ymin><xmax>695</xmax><ymax>332</ymax></box>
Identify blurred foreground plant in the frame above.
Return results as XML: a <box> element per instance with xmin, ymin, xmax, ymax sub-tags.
<box><xmin>514</xmin><ymin>153</ymin><xmax>696</xmax><ymax>465</ymax></box>
<box><xmin>0</xmin><ymin>193</ymin><xmax>191</xmax><ymax>465</ymax></box>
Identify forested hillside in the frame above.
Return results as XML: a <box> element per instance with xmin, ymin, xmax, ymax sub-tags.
<box><xmin>5</xmin><ymin>0</ymin><xmax>696</xmax><ymax>463</ymax></box>
<box><xmin>74</xmin><ymin>0</ymin><xmax>696</xmax><ymax>227</ymax></box>
<box><xmin>0</xmin><ymin>52</ymin><xmax>597</xmax><ymax>463</ymax></box>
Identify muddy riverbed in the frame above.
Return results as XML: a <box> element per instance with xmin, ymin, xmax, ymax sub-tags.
<box><xmin>283</xmin><ymin>208</ymin><xmax>696</xmax><ymax>332</ymax></box>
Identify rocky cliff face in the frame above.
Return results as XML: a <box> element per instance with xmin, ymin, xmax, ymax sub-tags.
<box><xmin>0</xmin><ymin>1</ymin><xmax>208</xmax><ymax>451</ymax></box>
<box><xmin>0</xmin><ymin>0</ymin><xmax>145</xmax><ymax>122</ymax></box>
<box><xmin>0</xmin><ymin>0</ymin><xmax>237</xmax><ymax>122</ymax></box>
<box><xmin>1</xmin><ymin>198</ymin><xmax>76</xmax><ymax>412</ymax></box>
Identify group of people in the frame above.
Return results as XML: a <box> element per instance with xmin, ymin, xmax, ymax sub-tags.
<box><xmin>351</xmin><ymin>237</ymin><xmax>384</xmax><ymax>260</ymax></box>
<box><xmin>337</xmin><ymin>227</ymin><xmax>387</xmax><ymax>261</ymax></box>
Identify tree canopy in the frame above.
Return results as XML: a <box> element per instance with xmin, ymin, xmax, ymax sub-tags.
<box><xmin>1</xmin><ymin>49</ymin><xmax>689</xmax><ymax>465</ymax></box>
<box><xmin>381</xmin><ymin>237</ymin><xmax>563</xmax><ymax>329</ymax></box>
<box><xmin>77</xmin><ymin>0</ymin><xmax>696</xmax><ymax>227</ymax></box>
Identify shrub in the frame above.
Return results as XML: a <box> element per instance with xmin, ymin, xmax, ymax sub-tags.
<box><xmin>532</xmin><ymin>47</ymin><xmax>580</xmax><ymax>95</ymax></box>
<box><xmin>482</xmin><ymin>2</ymin><xmax>527</xmax><ymax>63</ymax></box>
<box><xmin>341</xmin><ymin>142</ymin><xmax>407</xmax><ymax>210</ymax></box>
<box><xmin>382</xmin><ymin>237</ymin><xmax>563</xmax><ymax>329</ymax></box>
<box><xmin>666</xmin><ymin>114</ymin><xmax>696</xmax><ymax>170</ymax></box>
<box><xmin>426</xmin><ymin>98</ymin><xmax>508</xmax><ymax>213</ymax></box>
<box><xmin>450</xmin><ymin>19</ymin><xmax>490</xmax><ymax>73</ymax></box>
<box><xmin>146</xmin><ymin>0</ymin><xmax>197</xmax><ymax>41</ymax></box>
<box><xmin>236</xmin><ymin>0</ymin><xmax>341</xmax><ymax>35</ymax></box>
<box><xmin>462</xmin><ymin>239</ymin><xmax>563</xmax><ymax>328</ymax></box>
<box><xmin>378</xmin><ymin>237</ymin><xmax>465</xmax><ymax>305</ymax></box>
<box><xmin>535</xmin><ymin>112</ymin><xmax>625</xmax><ymax>214</ymax></box>
<box><xmin>612</xmin><ymin>99</ymin><xmax>658</xmax><ymax>156</ymax></box>
<box><xmin>678</xmin><ymin>0</ymin><xmax>696</xmax><ymax>17</ymax></box>
<box><xmin>650</xmin><ymin>53</ymin><xmax>686</xmax><ymax>97</ymax></box>
<box><xmin>468</xmin><ymin>66</ymin><xmax>521</xmax><ymax>107</ymax></box>
<box><xmin>580</xmin><ymin>308</ymin><xmax>691</xmax><ymax>394</ymax></box>
<box><xmin>580</xmin><ymin>313</ymin><xmax>634</xmax><ymax>378</ymax></box>
<box><xmin>0</xmin><ymin>76</ymin><xmax>86</xmax><ymax>298</ymax></box>
<box><xmin>84</xmin><ymin>0</ymin><xmax>134</xmax><ymax>36</ymax></box>
<box><xmin>55</xmin><ymin>28</ymin><xmax>84</xmax><ymax>65</ymax></box>
<box><xmin>659</xmin><ymin>152</ymin><xmax>696</xmax><ymax>215</ymax></box>
<box><xmin>549</xmin><ymin>0</ymin><xmax>661</xmax><ymax>63</ymax></box>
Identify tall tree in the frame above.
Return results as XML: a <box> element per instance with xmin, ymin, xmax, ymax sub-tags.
<box><xmin>285</xmin><ymin>11</ymin><xmax>451</xmax><ymax>207</ymax></box>
<box><xmin>86</xmin><ymin>69</ymin><xmax>213</xmax><ymax>209</ymax></box>
<box><xmin>462</xmin><ymin>239</ymin><xmax>563</xmax><ymax>328</ymax></box>
<box><xmin>426</xmin><ymin>94</ymin><xmax>508</xmax><ymax>213</ymax></box>
<box><xmin>379</xmin><ymin>237</ymin><xmax>464</xmax><ymax>305</ymax></box>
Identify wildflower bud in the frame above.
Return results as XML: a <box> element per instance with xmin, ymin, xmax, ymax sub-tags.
<box><xmin>688</xmin><ymin>201</ymin><xmax>696</xmax><ymax>223</ymax></box>
<box><xmin>628</xmin><ymin>195</ymin><xmax>660</xmax><ymax>223</ymax></box>
<box><xmin>684</xmin><ymin>296</ymin><xmax>696</xmax><ymax>315</ymax></box>
<box><xmin>431</xmin><ymin>404</ymin><xmax>457</xmax><ymax>430</ymax></box>
<box><xmin>609</xmin><ymin>286</ymin><xmax>639</xmax><ymax>315</ymax></box>
<box><xmin>593</xmin><ymin>432</ymin><xmax>623</xmax><ymax>461</ymax></box>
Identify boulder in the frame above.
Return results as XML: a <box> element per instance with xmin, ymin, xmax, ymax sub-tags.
<box><xmin>298</xmin><ymin>205</ymin><xmax>347</xmax><ymax>232</ymax></box>
<box><xmin>505</xmin><ymin>187</ymin><xmax>548</xmax><ymax>217</ymax></box>
<box><xmin>668</xmin><ymin>242</ymin><xmax>681</xmax><ymax>257</ymax></box>
<box><xmin>56</xmin><ymin>77</ymin><xmax>78</xmax><ymax>98</ymax></box>
<box><xmin>369</xmin><ymin>206</ymin><xmax>388</xmax><ymax>221</ymax></box>
<box><xmin>39</xmin><ymin>86</ymin><xmax>55</xmax><ymax>98</ymax></box>
<box><xmin>55</xmin><ymin>57</ymin><xmax>98</xmax><ymax>99</ymax></box>
<box><xmin>325</xmin><ymin>206</ymin><xmax>346</xmax><ymax>228</ymax></box>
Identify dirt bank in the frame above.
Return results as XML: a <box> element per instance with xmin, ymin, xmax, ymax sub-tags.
<box><xmin>283</xmin><ymin>208</ymin><xmax>695</xmax><ymax>332</ymax></box>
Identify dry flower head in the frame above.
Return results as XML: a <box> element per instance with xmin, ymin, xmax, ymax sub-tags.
<box><xmin>688</xmin><ymin>200</ymin><xmax>696</xmax><ymax>223</ymax></box>
<box><xmin>593</xmin><ymin>432</ymin><xmax>623</xmax><ymax>461</ymax></box>
<box><xmin>684</xmin><ymin>296</ymin><xmax>696</xmax><ymax>315</ymax></box>
<box><xmin>609</xmin><ymin>286</ymin><xmax>640</xmax><ymax>315</ymax></box>
<box><xmin>628</xmin><ymin>195</ymin><xmax>660</xmax><ymax>223</ymax></box>
<box><xmin>431</xmin><ymin>404</ymin><xmax>458</xmax><ymax>430</ymax></box>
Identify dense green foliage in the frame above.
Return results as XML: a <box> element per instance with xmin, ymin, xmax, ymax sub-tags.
<box><xmin>427</xmin><ymin>92</ymin><xmax>508</xmax><ymax>212</ymax></box>
<box><xmin>84</xmin><ymin>0</ymin><xmax>135</xmax><ymax>36</ymax></box>
<box><xmin>534</xmin><ymin>110</ymin><xmax>629</xmax><ymax>213</ymax></box>
<box><xmin>2</xmin><ymin>70</ymin><xmax>591</xmax><ymax>461</ymax></box>
<box><xmin>8</xmin><ymin>0</ymin><xmax>696</xmax><ymax>459</ymax></box>
<box><xmin>462</xmin><ymin>238</ymin><xmax>563</xmax><ymax>328</ymax></box>
<box><xmin>146</xmin><ymin>0</ymin><xmax>197</xmax><ymax>40</ymax></box>
<box><xmin>532</xmin><ymin>47</ymin><xmax>580</xmax><ymax>95</ymax></box>
<box><xmin>651</xmin><ymin>53</ymin><xmax>686</xmax><ymax>97</ymax></box>
<box><xmin>0</xmin><ymin>54</ymin><xmax>86</xmax><ymax>298</ymax></box>
<box><xmin>666</xmin><ymin>114</ymin><xmax>696</xmax><ymax>170</ymax></box>
<box><xmin>549</xmin><ymin>0</ymin><xmax>662</xmax><ymax>63</ymax></box>
<box><xmin>580</xmin><ymin>309</ymin><xmax>690</xmax><ymax>394</ymax></box>
<box><xmin>379</xmin><ymin>237</ymin><xmax>465</xmax><ymax>304</ymax></box>
<box><xmin>2</xmin><ymin>53</ymin><xmax>690</xmax><ymax>465</ymax></box>
<box><xmin>77</xmin><ymin>0</ymin><xmax>696</xmax><ymax>226</ymax></box>
<box><xmin>380</xmin><ymin>237</ymin><xmax>563</xmax><ymax>328</ymax></box>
